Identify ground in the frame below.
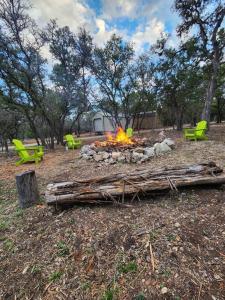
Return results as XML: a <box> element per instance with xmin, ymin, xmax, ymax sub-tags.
<box><xmin>0</xmin><ymin>125</ymin><xmax>225</xmax><ymax>300</ymax></box>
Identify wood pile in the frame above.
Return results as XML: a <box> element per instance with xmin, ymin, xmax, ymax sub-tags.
<box><xmin>45</xmin><ymin>162</ymin><xmax>225</xmax><ymax>206</ymax></box>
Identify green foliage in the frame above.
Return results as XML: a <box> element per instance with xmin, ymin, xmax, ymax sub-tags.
<box><xmin>57</xmin><ymin>241</ymin><xmax>70</xmax><ymax>257</ymax></box>
<box><xmin>101</xmin><ymin>287</ymin><xmax>118</xmax><ymax>300</ymax></box>
<box><xmin>118</xmin><ymin>261</ymin><xmax>137</xmax><ymax>274</ymax></box>
<box><xmin>49</xmin><ymin>271</ymin><xmax>63</xmax><ymax>282</ymax></box>
<box><xmin>134</xmin><ymin>292</ymin><xmax>146</xmax><ymax>300</ymax></box>
<box><xmin>0</xmin><ymin>220</ymin><xmax>9</xmax><ymax>231</ymax></box>
<box><xmin>3</xmin><ymin>239</ymin><xmax>14</xmax><ymax>252</ymax></box>
<box><xmin>30</xmin><ymin>265</ymin><xmax>41</xmax><ymax>274</ymax></box>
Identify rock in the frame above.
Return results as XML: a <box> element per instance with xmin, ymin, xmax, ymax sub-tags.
<box><xmin>160</xmin><ymin>141</ymin><xmax>172</xmax><ymax>153</ymax></box>
<box><xmin>132</xmin><ymin>152</ymin><xmax>143</xmax><ymax>163</ymax></box>
<box><xmin>163</xmin><ymin>138</ymin><xmax>175</xmax><ymax>149</ymax></box>
<box><xmin>102</xmin><ymin>152</ymin><xmax>110</xmax><ymax>160</ymax></box>
<box><xmin>140</xmin><ymin>155</ymin><xmax>149</xmax><ymax>162</ymax></box>
<box><xmin>153</xmin><ymin>143</ymin><xmax>162</xmax><ymax>156</ymax></box>
<box><xmin>144</xmin><ymin>147</ymin><xmax>155</xmax><ymax>157</ymax></box>
<box><xmin>134</xmin><ymin>147</ymin><xmax>145</xmax><ymax>154</ymax></box>
<box><xmin>82</xmin><ymin>154</ymin><xmax>90</xmax><ymax>160</ymax></box>
<box><xmin>108</xmin><ymin>158</ymin><xmax>115</xmax><ymax>164</ymax></box>
<box><xmin>93</xmin><ymin>153</ymin><xmax>104</xmax><ymax>162</ymax></box>
<box><xmin>117</xmin><ymin>156</ymin><xmax>126</xmax><ymax>163</ymax></box>
<box><xmin>80</xmin><ymin>145</ymin><xmax>91</xmax><ymax>154</ymax></box>
<box><xmin>111</xmin><ymin>152</ymin><xmax>121</xmax><ymax>160</ymax></box>
<box><xmin>174</xmin><ymin>222</ymin><xmax>180</xmax><ymax>228</ymax></box>
<box><xmin>161</xmin><ymin>287</ymin><xmax>168</xmax><ymax>294</ymax></box>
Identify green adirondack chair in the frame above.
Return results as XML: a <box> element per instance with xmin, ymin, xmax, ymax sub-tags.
<box><xmin>126</xmin><ymin>127</ymin><xmax>133</xmax><ymax>138</ymax></box>
<box><xmin>64</xmin><ymin>134</ymin><xmax>82</xmax><ymax>149</ymax></box>
<box><xmin>12</xmin><ymin>139</ymin><xmax>44</xmax><ymax>166</ymax></box>
<box><xmin>183</xmin><ymin>120</ymin><xmax>208</xmax><ymax>141</ymax></box>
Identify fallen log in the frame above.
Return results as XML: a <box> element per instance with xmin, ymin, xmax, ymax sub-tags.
<box><xmin>45</xmin><ymin>162</ymin><xmax>225</xmax><ymax>206</ymax></box>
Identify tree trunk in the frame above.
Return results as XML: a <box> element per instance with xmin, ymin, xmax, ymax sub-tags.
<box><xmin>202</xmin><ymin>57</ymin><xmax>220</xmax><ymax>124</ymax></box>
<box><xmin>45</xmin><ymin>162</ymin><xmax>224</xmax><ymax>206</ymax></box>
<box><xmin>16</xmin><ymin>170</ymin><xmax>40</xmax><ymax>208</ymax></box>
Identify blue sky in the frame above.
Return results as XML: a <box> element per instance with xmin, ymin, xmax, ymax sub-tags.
<box><xmin>30</xmin><ymin>0</ymin><xmax>180</xmax><ymax>55</ymax></box>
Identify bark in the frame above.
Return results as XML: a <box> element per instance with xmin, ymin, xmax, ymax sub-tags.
<box><xmin>45</xmin><ymin>162</ymin><xmax>224</xmax><ymax>206</ymax></box>
<box><xmin>202</xmin><ymin>54</ymin><xmax>220</xmax><ymax>124</ymax></box>
<box><xmin>16</xmin><ymin>170</ymin><xmax>40</xmax><ymax>208</ymax></box>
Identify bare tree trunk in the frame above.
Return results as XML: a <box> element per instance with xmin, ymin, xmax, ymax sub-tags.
<box><xmin>202</xmin><ymin>57</ymin><xmax>219</xmax><ymax>125</ymax></box>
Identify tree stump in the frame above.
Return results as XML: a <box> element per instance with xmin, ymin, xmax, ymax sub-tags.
<box><xmin>16</xmin><ymin>170</ymin><xmax>40</xmax><ymax>208</ymax></box>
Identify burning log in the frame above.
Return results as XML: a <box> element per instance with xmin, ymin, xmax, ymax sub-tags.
<box><xmin>45</xmin><ymin>162</ymin><xmax>225</xmax><ymax>206</ymax></box>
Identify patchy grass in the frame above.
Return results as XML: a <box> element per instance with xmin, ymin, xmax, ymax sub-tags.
<box><xmin>0</xmin><ymin>125</ymin><xmax>225</xmax><ymax>299</ymax></box>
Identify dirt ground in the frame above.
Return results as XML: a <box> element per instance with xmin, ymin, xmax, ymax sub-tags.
<box><xmin>0</xmin><ymin>125</ymin><xmax>225</xmax><ymax>300</ymax></box>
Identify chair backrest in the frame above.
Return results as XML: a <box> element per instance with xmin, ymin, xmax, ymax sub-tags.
<box><xmin>64</xmin><ymin>134</ymin><xmax>75</xmax><ymax>145</ymax></box>
<box><xmin>12</xmin><ymin>139</ymin><xmax>29</xmax><ymax>159</ymax></box>
<box><xmin>195</xmin><ymin>120</ymin><xmax>207</xmax><ymax>137</ymax></box>
<box><xmin>126</xmin><ymin>127</ymin><xmax>133</xmax><ymax>138</ymax></box>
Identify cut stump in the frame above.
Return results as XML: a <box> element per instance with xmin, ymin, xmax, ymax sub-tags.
<box><xmin>16</xmin><ymin>170</ymin><xmax>40</xmax><ymax>208</ymax></box>
<box><xmin>45</xmin><ymin>162</ymin><xmax>225</xmax><ymax>206</ymax></box>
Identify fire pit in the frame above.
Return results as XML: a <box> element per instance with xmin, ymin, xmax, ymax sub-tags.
<box><xmin>80</xmin><ymin>127</ymin><xmax>175</xmax><ymax>164</ymax></box>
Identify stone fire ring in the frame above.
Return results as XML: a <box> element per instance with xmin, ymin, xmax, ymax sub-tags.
<box><xmin>80</xmin><ymin>138</ymin><xmax>175</xmax><ymax>164</ymax></box>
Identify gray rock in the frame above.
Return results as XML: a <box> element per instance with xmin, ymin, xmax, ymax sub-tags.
<box><xmin>117</xmin><ymin>156</ymin><xmax>126</xmax><ymax>163</ymax></box>
<box><xmin>160</xmin><ymin>141</ymin><xmax>172</xmax><ymax>153</ymax></box>
<box><xmin>94</xmin><ymin>153</ymin><xmax>104</xmax><ymax>162</ymax></box>
<box><xmin>153</xmin><ymin>143</ymin><xmax>162</xmax><ymax>156</ymax></box>
<box><xmin>132</xmin><ymin>152</ymin><xmax>144</xmax><ymax>162</ymax></box>
<box><xmin>111</xmin><ymin>152</ymin><xmax>121</xmax><ymax>160</ymax></box>
<box><xmin>82</xmin><ymin>154</ymin><xmax>90</xmax><ymax>160</ymax></box>
<box><xmin>102</xmin><ymin>152</ymin><xmax>110</xmax><ymax>160</ymax></box>
<box><xmin>134</xmin><ymin>147</ymin><xmax>145</xmax><ymax>154</ymax></box>
<box><xmin>108</xmin><ymin>158</ymin><xmax>115</xmax><ymax>164</ymax></box>
<box><xmin>144</xmin><ymin>147</ymin><xmax>155</xmax><ymax>157</ymax></box>
<box><xmin>80</xmin><ymin>145</ymin><xmax>91</xmax><ymax>154</ymax></box>
<box><xmin>140</xmin><ymin>155</ymin><xmax>149</xmax><ymax>162</ymax></box>
<box><xmin>163</xmin><ymin>138</ymin><xmax>175</xmax><ymax>149</ymax></box>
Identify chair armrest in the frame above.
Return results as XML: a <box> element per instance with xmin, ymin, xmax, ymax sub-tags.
<box><xmin>183</xmin><ymin>128</ymin><xmax>195</xmax><ymax>134</ymax></box>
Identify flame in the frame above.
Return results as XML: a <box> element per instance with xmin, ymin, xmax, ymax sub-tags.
<box><xmin>113</xmin><ymin>127</ymin><xmax>133</xmax><ymax>144</ymax></box>
<box><xmin>95</xmin><ymin>127</ymin><xmax>133</xmax><ymax>147</ymax></box>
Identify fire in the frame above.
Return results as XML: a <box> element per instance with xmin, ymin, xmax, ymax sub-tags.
<box><xmin>95</xmin><ymin>127</ymin><xmax>134</xmax><ymax>147</ymax></box>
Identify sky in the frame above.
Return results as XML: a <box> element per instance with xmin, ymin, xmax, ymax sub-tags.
<box><xmin>30</xmin><ymin>0</ymin><xmax>180</xmax><ymax>55</ymax></box>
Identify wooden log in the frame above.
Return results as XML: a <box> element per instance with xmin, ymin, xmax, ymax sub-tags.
<box><xmin>45</xmin><ymin>162</ymin><xmax>225</xmax><ymax>206</ymax></box>
<box><xmin>16</xmin><ymin>170</ymin><xmax>40</xmax><ymax>208</ymax></box>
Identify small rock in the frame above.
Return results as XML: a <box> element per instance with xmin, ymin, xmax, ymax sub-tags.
<box><xmin>111</xmin><ymin>152</ymin><xmax>121</xmax><ymax>160</ymax></box>
<box><xmin>134</xmin><ymin>147</ymin><xmax>145</xmax><ymax>154</ymax></box>
<box><xmin>132</xmin><ymin>152</ymin><xmax>143</xmax><ymax>162</ymax></box>
<box><xmin>163</xmin><ymin>138</ymin><xmax>175</xmax><ymax>149</ymax></box>
<box><xmin>214</xmin><ymin>274</ymin><xmax>221</xmax><ymax>280</ymax></box>
<box><xmin>175</xmin><ymin>222</ymin><xmax>180</xmax><ymax>228</ymax></box>
<box><xmin>117</xmin><ymin>156</ymin><xmax>126</xmax><ymax>163</ymax></box>
<box><xmin>144</xmin><ymin>147</ymin><xmax>155</xmax><ymax>157</ymax></box>
<box><xmin>94</xmin><ymin>153</ymin><xmax>104</xmax><ymax>162</ymax></box>
<box><xmin>81</xmin><ymin>154</ymin><xmax>90</xmax><ymax>160</ymax></box>
<box><xmin>108</xmin><ymin>158</ymin><xmax>115</xmax><ymax>164</ymax></box>
<box><xmin>102</xmin><ymin>152</ymin><xmax>110</xmax><ymax>160</ymax></box>
<box><xmin>161</xmin><ymin>287</ymin><xmax>168</xmax><ymax>294</ymax></box>
<box><xmin>140</xmin><ymin>155</ymin><xmax>149</xmax><ymax>162</ymax></box>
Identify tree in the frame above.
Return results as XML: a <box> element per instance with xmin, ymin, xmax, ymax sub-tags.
<box><xmin>92</xmin><ymin>34</ymin><xmax>134</xmax><ymax>129</ymax></box>
<box><xmin>45</xmin><ymin>22</ymin><xmax>93</xmax><ymax>138</ymax></box>
<box><xmin>154</xmin><ymin>45</ymin><xmax>206</xmax><ymax>129</ymax></box>
<box><xmin>175</xmin><ymin>0</ymin><xmax>225</xmax><ymax>123</ymax></box>
<box><xmin>0</xmin><ymin>0</ymin><xmax>57</xmax><ymax>148</ymax></box>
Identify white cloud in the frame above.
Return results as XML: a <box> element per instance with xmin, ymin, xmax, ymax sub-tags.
<box><xmin>30</xmin><ymin>0</ymin><xmax>95</xmax><ymax>33</ymax></box>
<box><xmin>101</xmin><ymin>0</ymin><xmax>141</xmax><ymax>20</ymax></box>
<box><xmin>132</xmin><ymin>19</ymin><xmax>165</xmax><ymax>52</ymax></box>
